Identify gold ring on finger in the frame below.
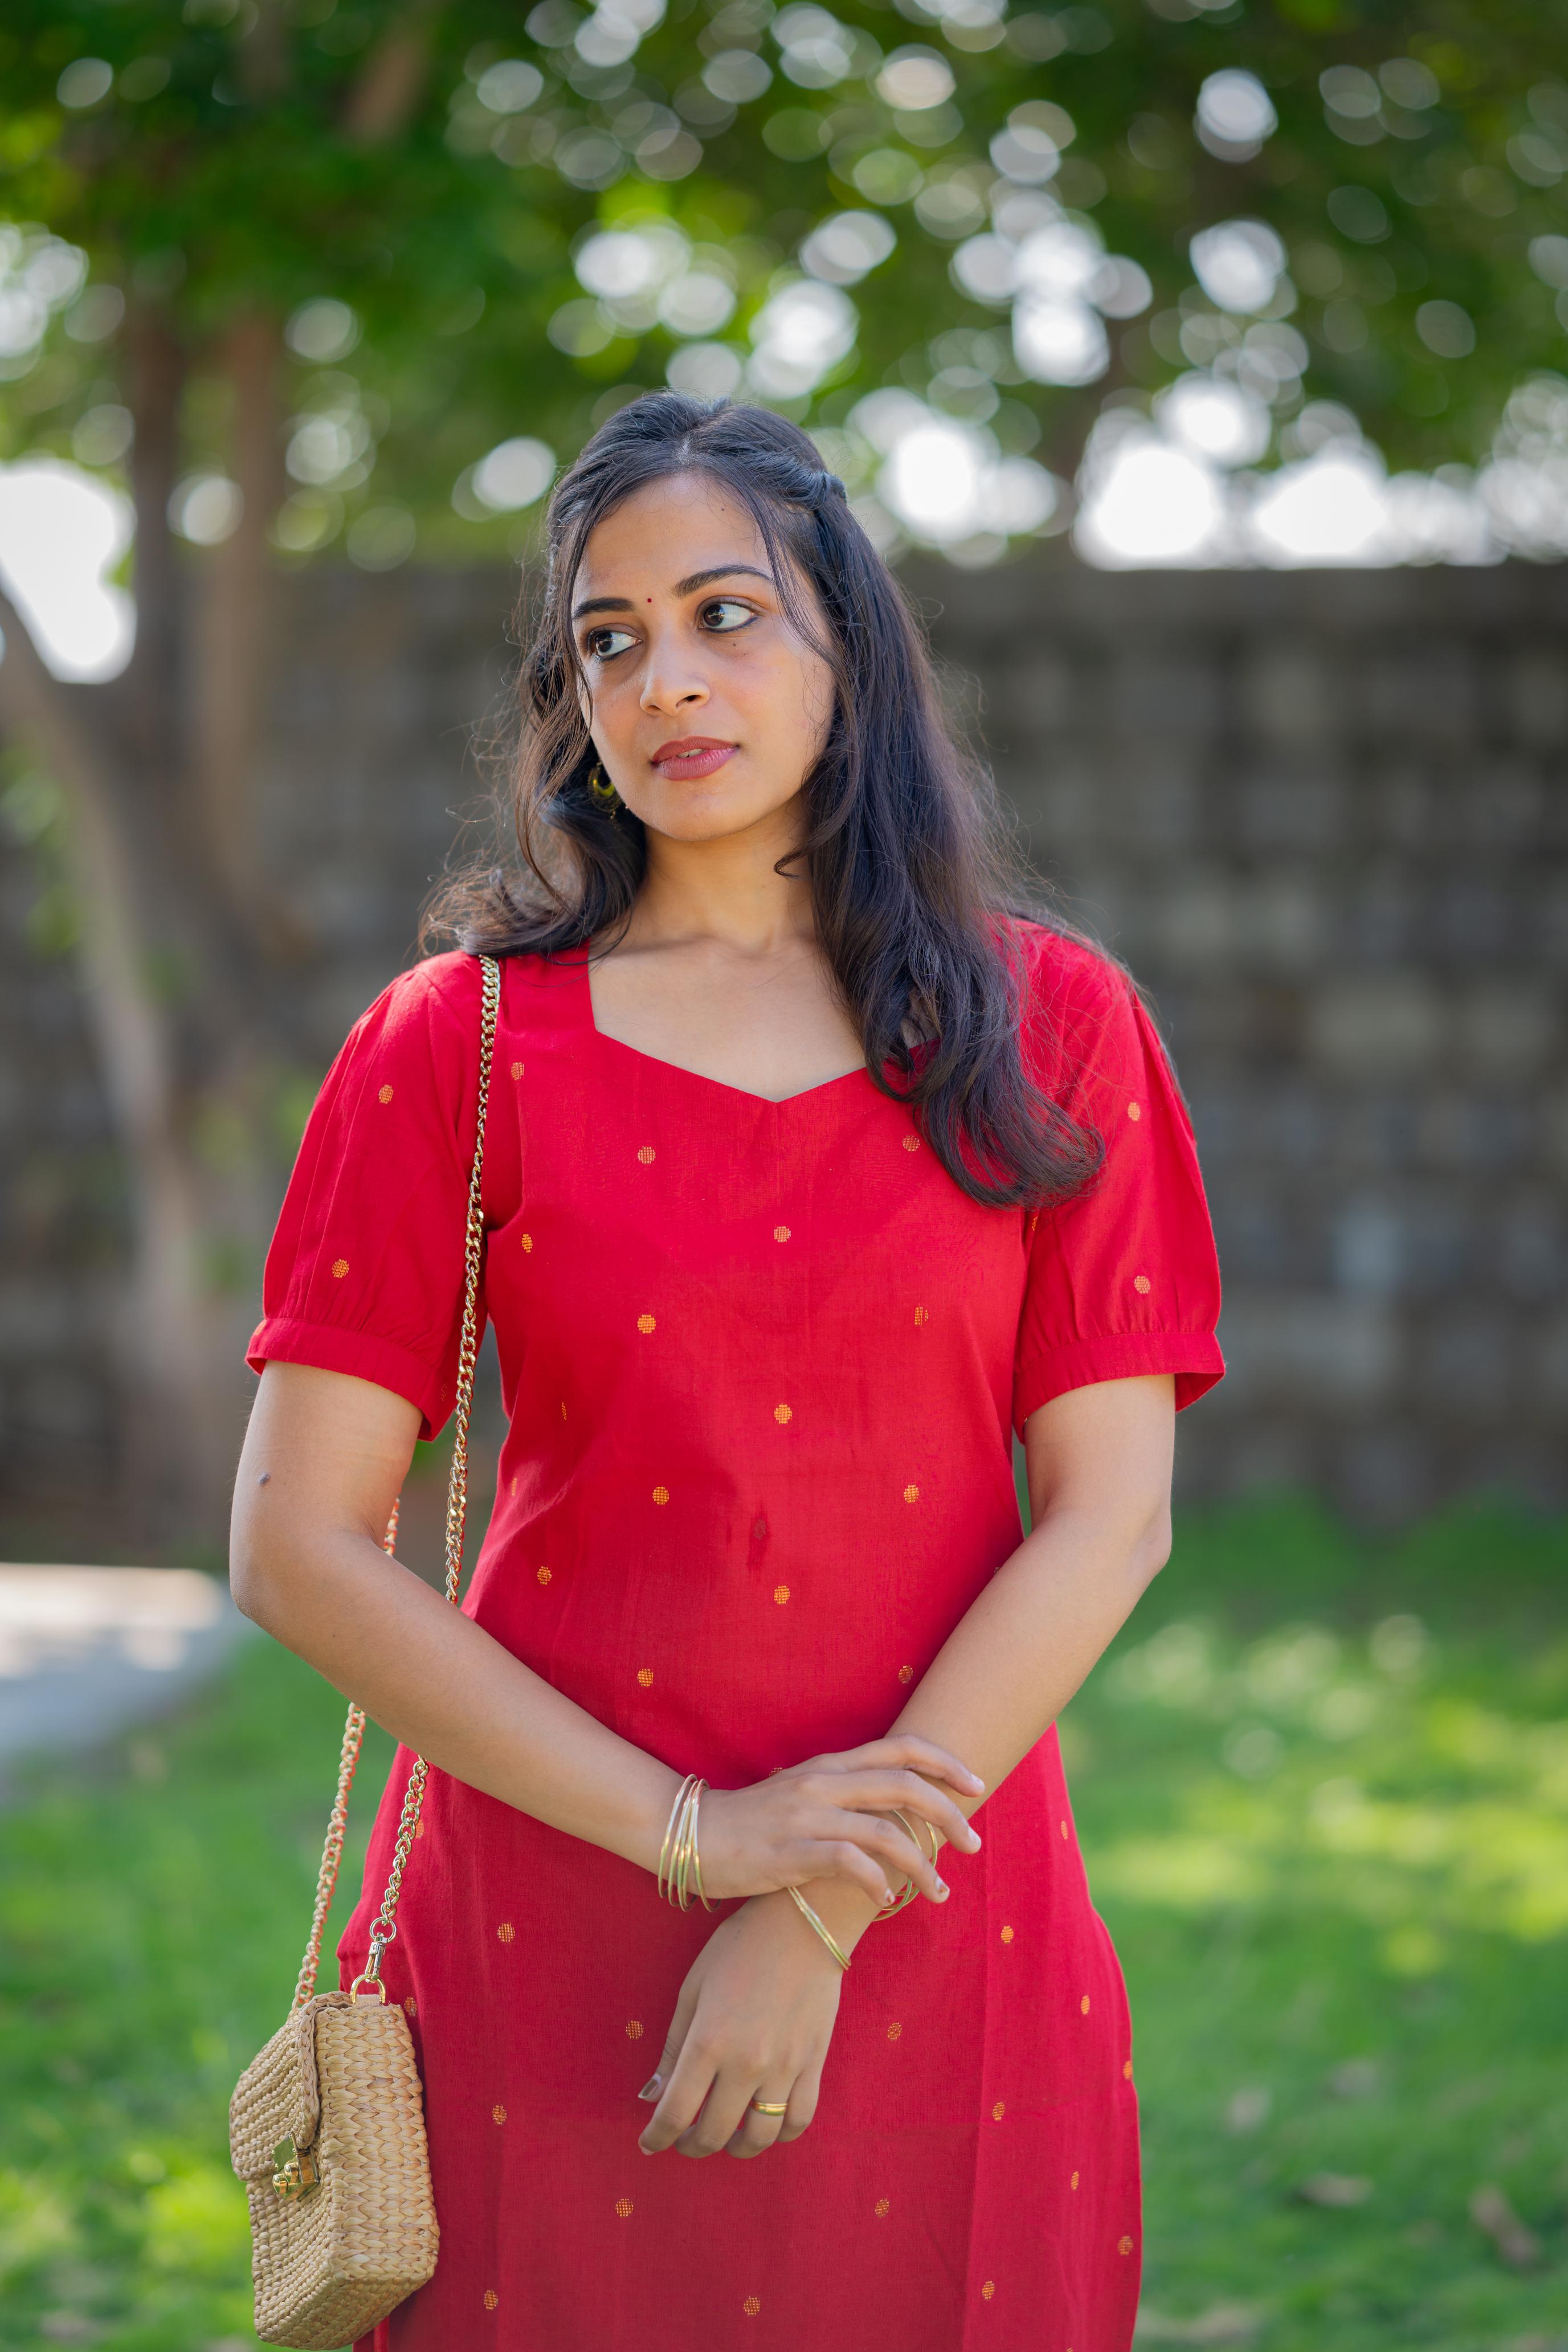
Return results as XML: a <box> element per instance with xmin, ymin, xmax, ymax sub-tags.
<box><xmin>749</xmin><ymin>2098</ymin><xmax>789</xmax><ymax>2116</ymax></box>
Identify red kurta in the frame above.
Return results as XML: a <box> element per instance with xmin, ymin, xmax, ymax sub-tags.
<box><xmin>248</xmin><ymin>924</ymin><xmax>1224</xmax><ymax>2352</ymax></box>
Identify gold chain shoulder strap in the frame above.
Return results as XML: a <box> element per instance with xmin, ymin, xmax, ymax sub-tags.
<box><xmin>292</xmin><ymin>951</ymin><xmax>503</xmax><ymax>2011</ymax></box>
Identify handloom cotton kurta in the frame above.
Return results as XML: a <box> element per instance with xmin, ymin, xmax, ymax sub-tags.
<box><xmin>247</xmin><ymin>922</ymin><xmax>1224</xmax><ymax>2352</ymax></box>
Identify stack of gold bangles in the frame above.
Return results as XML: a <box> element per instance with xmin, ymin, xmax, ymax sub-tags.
<box><xmin>658</xmin><ymin>1773</ymin><xmax>716</xmax><ymax>1912</ymax></box>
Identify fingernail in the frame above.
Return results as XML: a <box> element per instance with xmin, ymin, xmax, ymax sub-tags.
<box><xmin>935</xmin><ymin>1877</ymin><xmax>950</xmax><ymax>1898</ymax></box>
<box><xmin>638</xmin><ymin>2076</ymin><xmax>662</xmax><ymax>2099</ymax></box>
<box><xmin>969</xmin><ymin>1831</ymin><xmax>982</xmax><ymax>1847</ymax></box>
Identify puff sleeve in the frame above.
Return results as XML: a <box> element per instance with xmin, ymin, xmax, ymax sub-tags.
<box><xmin>1012</xmin><ymin>933</ymin><xmax>1224</xmax><ymax>1437</ymax></box>
<box><xmin>246</xmin><ymin>953</ymin><xmax>486</xmax><ymax>1439</ymax></box>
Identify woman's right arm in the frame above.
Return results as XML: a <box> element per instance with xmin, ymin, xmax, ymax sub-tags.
<box><xmin>231</xmin><ymin>1360</ymin><xmax>981</xmax><ymax>1904</ymax></box>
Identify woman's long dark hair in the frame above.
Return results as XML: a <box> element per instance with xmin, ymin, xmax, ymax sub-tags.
<box><xmin>427</xmin><ymin>390</ymin><xmax>1102</xmax><ymax>1211</ymax></box>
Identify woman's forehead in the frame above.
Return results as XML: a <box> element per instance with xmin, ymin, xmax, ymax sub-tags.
<box><xmin>575</xmin><ymin>471</ymin><xmax>768</xmax><ymax>591</ymax></box>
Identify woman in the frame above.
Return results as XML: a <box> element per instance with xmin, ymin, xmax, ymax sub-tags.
<box><xmin>231</xmin><ymin>390</ymin><xmax>1224</xmax><ymax>2352</ymax></box>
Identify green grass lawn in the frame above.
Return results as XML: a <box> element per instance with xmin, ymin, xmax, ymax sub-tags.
<box><xmin>0</xmin><ymin>1497</ymin><xmax>1564</xmax><ymax>2350</ymax></box>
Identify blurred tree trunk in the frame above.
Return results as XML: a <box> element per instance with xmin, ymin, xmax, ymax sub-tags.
<box><xmin>0</xmin><ymin>324</ymin><xmax>287</xmax><ymax>1536</ymax></box>
<box><xmin>0</xmin><ymin>23</ymin><xmax>440</xmax><ymax>1544</ymax></box>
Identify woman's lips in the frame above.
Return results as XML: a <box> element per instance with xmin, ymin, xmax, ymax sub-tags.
<box><xmin>651</xmin><ymin>740</ymin><xmax>737</xmax><ymax>780</ymax></box>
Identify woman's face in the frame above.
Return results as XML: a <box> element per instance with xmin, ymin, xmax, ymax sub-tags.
<box><xmin>570</xmin><ymin>470</ymin><xmax>837</xmax><ymax>847</ymax></box>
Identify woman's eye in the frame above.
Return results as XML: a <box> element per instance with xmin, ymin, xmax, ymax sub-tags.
<box><xmin>700</xmin><ymin>598</ymin><xmax>755</xmax><ymax>633</ymax></box>
<box><xmin>585</xmin><ymin>625</ymin><xmax>636</xmax><ymax>659</ymax></box>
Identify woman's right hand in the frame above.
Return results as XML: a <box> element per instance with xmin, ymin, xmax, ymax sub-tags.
<box><xmin>692</xmin><ymin>1735</ymin><xmax>985</xmax><ymax>1909</ymax></box>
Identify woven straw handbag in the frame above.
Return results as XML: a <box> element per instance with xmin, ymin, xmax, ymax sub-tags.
<box><xmin>230</xmin><ymin>954</ymin><xmax>501</xmax><ymax>2349</ymax></box>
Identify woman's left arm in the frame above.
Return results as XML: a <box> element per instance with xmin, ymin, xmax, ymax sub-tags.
<box><xmin>795</xmin><ymin>1370</ymin><xmax>1175</xmax><ymax>1959</ymax></box>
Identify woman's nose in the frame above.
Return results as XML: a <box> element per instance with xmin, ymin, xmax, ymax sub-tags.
<box><xmin>639</xmin><ymin>663</ymin><xmax>708</xmax><ymax>715</ymax></box>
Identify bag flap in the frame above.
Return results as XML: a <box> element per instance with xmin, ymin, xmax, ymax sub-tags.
<box><xmin>229</xmin><ymin>1991</ymin><xmax>350</xmax><ymax>2181</ymax></box>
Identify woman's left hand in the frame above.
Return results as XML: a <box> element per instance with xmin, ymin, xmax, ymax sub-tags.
<box><xmin>636</xmin><ymin>1888</ymin><xmax>848</xmax><ymax>2158</ymax></box>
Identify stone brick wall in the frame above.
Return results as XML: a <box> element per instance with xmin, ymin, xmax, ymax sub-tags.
<box><xmin>908</xmin><ymin>557</ymin><xmax>1567</xmax><ymax>1520</ymax></box>
<box><xmin>2</xmin><ymin>555</ymin><xmax>1563</xmax><ymax>1524</ymax></box>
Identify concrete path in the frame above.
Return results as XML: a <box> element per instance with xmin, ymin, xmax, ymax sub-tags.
<box><xmin>0</xmin><ymin>1565</ymin><xmax>251</xmax><ymax>1801</ymax></box>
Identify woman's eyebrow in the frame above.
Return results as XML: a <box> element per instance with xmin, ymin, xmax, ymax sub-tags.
<box><xmin>571</xmin><ymin>562</ymin><xmax>774</xmax><ymax>621</ymax></box>
<box><xmin>674</xmin><ymin>562</ymin><xmax>774</xmax><ymax>596</ymax></box>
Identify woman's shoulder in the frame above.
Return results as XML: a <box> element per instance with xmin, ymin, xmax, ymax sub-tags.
<box><xmin>994</xmin><ymin>914</ymin><xmax>1150</xmax><ymax>1106</ymax></box>
<box><xmin>352</xmin><ymin>947</ymin><xmax>578</xmax><ymax>1055</ymax></box>
<box><xmin>998</xmin><ymin>914</ymin><xmax>1133</xmax><ymax>1026</ymax></box>
<box><xmin>339</xmin><ymin>950</ymin><xmax>486</xmax><ymax>1067</ymax></box>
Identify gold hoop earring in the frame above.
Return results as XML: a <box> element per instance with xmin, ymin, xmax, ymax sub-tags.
<box><xmin>588</xmin><ymin>765</ymin><xmax>618</xmax><ymax>805</ymax></box>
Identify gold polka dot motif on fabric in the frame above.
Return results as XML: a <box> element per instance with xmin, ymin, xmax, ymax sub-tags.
<box><xmin>331</xmin><ymin>1258</ymin><xmax>349</xmax><ymax>1279</ymax></box>
<box><xmin>637</xmin><ymin>1313</ymin><xmax>656</xmax><ymax>1333</ymax></box>
<box><xmin>484</xmin><ymin>2288</ymin><xmax>499</xmax><ymax>2312</ymax></box>
<box><xmin>887</xmin><ymin>2022</ymin><xmax>902</xmax><ymax>2040</ymax></box>
<box><xmin>1124</xmin><ymin>2059</ymin><xmax>1134</xmax><ymax>2080</ymax></box>
<box><xmin>903</xmin><ymin>1483</ymin><xmax>920</xmax><ymax>1502</ymax></box>
<box><xmin>378</xmin><ymin>1084</ymin><xmax>394</xmax><ymax>1104</ymax></box>
<box><xmin>744</xmin><ymin>2297</ymin><xmax>762</xmax><ymax>2317</ymax></box>
<box><xmin>774</xmin><ymin>1224</ymin><xmax>791</xmax><ymax>1242</ymax></box>
<box><xmin>774</xmin><ymin>1403</ymin><xmax>792</xmax><ymax>1423</ymax></box>
<box><xmin>497</xmin><ymin>1922</ymin><xmax>516</xmax><ymax>1944</ymax></box>
<box><xmin>897</xmin><ymin>1664</ymin><xmax>914</xmax><ymax>1685</ymax></box>
<box><xmin>1061</xmin><ymin>1819</ymin><xmax>1069</xmax><ymax>1839</ymax></box>
<box><xmin>404</xmin><ymin>1996</ymin><xmax>418</xmax><ymax>2017</ymax></box>
<box><xmin>652</xmin><ymin>1486</ymin><xmax>669</xmax><ymax>1506</ymax></box>
<box><xmin>636</xmin><ymin>1667</ymin><xmax>654</xmax><ymax>1688</ymax></box>
<box><xmin>991</xmin><ymin>2101</ymin><xmax>1005</xmax><ymax>2121</ymax></box>
<box><xmin>626</xmin><ymin>2019</ymin><xmax>644</xmax><ymax>2039</ymax></box>
<box><xmin>511</xmin><ymin>1061</ymin><xmax>524</xmax><ymax>1081</ymax></box>
<box><xmin>875</xmin><ymin>2197</ymin><xmax>891</xmax><ymax>2217</ymax></box>
<box><xmin>981</xmin><ymin>2280</ymin><xmax>995</xmax><ymax>2301</ymax></box>
<box><xmin>1127</xmin><ymin>1101</ymin><xmax>1141</xmax><ymax>1121</ymax></box>
<box><xmin>521</xmin><ymin>1234</ymin><xmax>533</xmax><ymax>1253</ymax></box>
<box><xmin>1000</xmin><ymin>1925</ymin><xmax>1014</xmax><ymax>1944</ymax></box>
<box><xmin>903</xmin><ymin>1134</ymin><xmax>920</xmax><ymax>1153</ymax></box>
<box><xmin>1118</xmin><ymin>2236</ymin><xmax>1134</xmax><ymax>2256</ymax></box>
<box><xmin>615</xmin><ymin>2196</ymin><xmax>634</xmax><ymax>2217</ymax></box>
<box><xmin>774</xmin><ymin>1585</ymin><xmax>790</xmax><ymax>1605</ymax></box>
<box><xmin>536</xmin><ymin>1566</ymin><xmax>552</xmax><ymax>1584</ymax></box>
<box><xmin>1133</xmin><ymin>1274</ymin><xmax>1152</xmax><ymax>1295</ymax></box>
<box><xmin>1081</xmin><ymin>1994</ymin><xmax>1091</xmax><ymax>2015</ymax></box>
<box><xmin>638</xmin><ymin>1144</ymin><xmax>656</xmax><ymax>1164</ymax></box>
<box><xmin>491</xmin><ymin>2104</ymin><xmax>507</xmax><ymax>2125</ymax></box>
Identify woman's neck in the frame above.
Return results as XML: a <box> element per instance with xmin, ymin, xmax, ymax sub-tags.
<box><xmin>624</xmin><ymin>803</ymin><xmax>816</xmax><ymax>958</ymax></box>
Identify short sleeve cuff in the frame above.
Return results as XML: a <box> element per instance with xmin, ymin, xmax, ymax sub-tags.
<box><xmin>1013</xmin><ymin>1330</ymin><xmax>1226</xmax><ymax>1438</ymax></box>
<box><xmin>246</xmin><ymin>1316</ymin><xmax>453</xmax><ymax>1440</ymax></box>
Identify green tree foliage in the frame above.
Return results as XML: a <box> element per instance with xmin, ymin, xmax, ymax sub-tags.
<box><xmin>2</xmin><ymin>0</ymin><xmax>1567</xmax><ymax>549</ymax></box>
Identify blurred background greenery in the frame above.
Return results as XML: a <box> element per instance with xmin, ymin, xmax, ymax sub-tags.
<box><xmin>2</xmin><ymin>1498</ymin><xmax>1566</xmax><ymax>2349</ymax></box>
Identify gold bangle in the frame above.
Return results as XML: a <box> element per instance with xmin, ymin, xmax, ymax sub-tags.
<box><xmin>672</xmin><ymin>1782</ymin><xmax>695</xmax><ymax>1909</ymax></box>
<box><xmin>666</xmin><ymin>1776</ymin><xmax>714</xmax><ymax>1912</ymax></box>
<box><xmin>689</xmin><ymin>1783</ymin><xmax>715</xmax><ymax>1912</ymax></box>
<box><xmin>657</xmin><ymin>1773</ymin><xmax>699</xmax><ymax>1904</ymax></box>
<box><xmin>676</xmin><ymin>1781</ymin><xmax>699</xmax><ymax>1910</ymax></box>
<box><xmin>786</xmin><ymin>1884</ymin><xmax>851</xmax><ymax>1971</ymax></box>
<box><xmin>872</xmin><ymin>1808</ymin><xmax>925</xmax><ymax>1919</ymax></box>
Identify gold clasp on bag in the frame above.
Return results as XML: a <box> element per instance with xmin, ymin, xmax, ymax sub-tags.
<box><xmin>271</xmin><ymin>2136</ymin><xmax>320</xmax><ymax>2202</ymax></box>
